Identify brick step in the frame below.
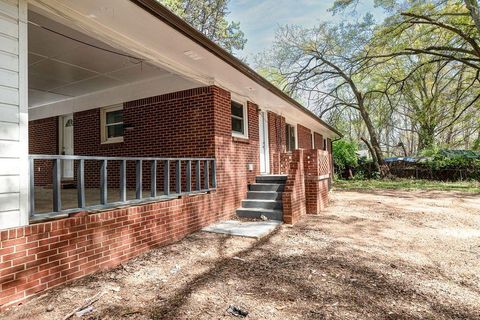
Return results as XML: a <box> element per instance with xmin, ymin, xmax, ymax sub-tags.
<box><xmin>241</xmin><ymin>199</ymin><xmax>282</xmax><ymax>210</ymax></box>
<box><xmin>255</xmin><ymin>175</ymin><xmax>287</xmax><ymax>184</ymax></box>
<box><xmin>249</xmin><ymin>183</ymin><xmax>285</xmax><ymax>192</ymax></box>
<box><xmin>236</xmin><ymin>208</ymin><xmax>283</xmax><ymax>221</ymax></box>
<box><xmin>246</xmin><ymin>191</ymin><xmax>282</xmax><ymax>200</ymax></box>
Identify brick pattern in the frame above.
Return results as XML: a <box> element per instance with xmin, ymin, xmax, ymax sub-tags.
<box><xmin>212</xmin><ymin>88</ymin><xmax>260</xmax><ymax>210</ymax></box>
<box><xmin>0</xmin><ymin>193</ymin><xmax>228</xmax><ymax>307</ymax></box>
<box><xmin>314</xmin><ymin>132</ymin><xmax>324</xmax><ymax>150</ymax></box>
<box><xmin>297</xmin><ymin>124</ymin><xmax>312</xmax><ymax>149</ymax></box>
<box><xmin>267</xmin><ymin>112</ymin><xmax>286</xmax><ymax>174</ymax></box>
<box><xmin>29</xmin><ymin>117</ymin><xmax>58</xmax><ymax>186</ymax></box>
<box><xmin>282</xmin><ymin>149</ymin><xmax>307</xmax><ymax>224</ymax></box>
<box><xmin>72</xmin><ymin>87</ymin><xmax>217</xmax><ymax>188</ymax></box>
<box><xmin>304</xmin><ymin>150</ymin><xmax>331</xmax><ymax>214</ymax></box>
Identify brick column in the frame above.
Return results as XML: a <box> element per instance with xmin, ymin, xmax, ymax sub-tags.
<box><xmin>304</xmin><ymin>149</ymin><xmax>330</xmax><ymax>214</ymax></box>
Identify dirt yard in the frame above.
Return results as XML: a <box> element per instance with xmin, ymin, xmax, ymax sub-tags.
<box><xmin>2</xmin><ymin>189</ymin><xmax>480</xmax><ymax>320</ymax></box>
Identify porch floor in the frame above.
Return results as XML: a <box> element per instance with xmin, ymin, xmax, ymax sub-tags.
<box><xmin>33</xmin><ymin>187</ymin><xmax>162</xmax><ymax>214</ymax></box>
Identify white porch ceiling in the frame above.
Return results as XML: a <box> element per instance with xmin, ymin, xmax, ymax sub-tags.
<box><xmin>28</xmin><ymin>10</ymin><xmax>171</xmax><ymax>108</ymax></box>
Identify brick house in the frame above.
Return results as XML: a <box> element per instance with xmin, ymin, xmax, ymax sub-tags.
<box><xmin>0</xmin><ymin>0</ymin><xmax>341</xmax><ymax>308</ymax></box>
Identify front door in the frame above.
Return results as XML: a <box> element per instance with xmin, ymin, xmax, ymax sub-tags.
<box><xmin>59</xmin><ymin>114</ymin><xmax>74</xmax><ymax>179</ymax></box>
<box><xmin>259</xmin><ymin>110</ymin><xmax>270</xmax><ymax>174</ymax></box>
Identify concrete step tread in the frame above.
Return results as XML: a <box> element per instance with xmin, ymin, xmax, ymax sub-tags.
<box><xmin>242</xmin><ymin>199</ymin><xmax>282</xmax><ymax>203</ymax></box>
<box><xmin>247</xmin><ymin>191</ymin><xmax>283</xmax><ymax>193</ymax></box>
<box><xmin>251</xmin><ymin>183</ymin><xmax>285</xmax><ymax>186</ymax></box>
<box><xmin>236</xmin><ymin>208</ymin><xmax>283</xmax><ymax>221</ymax></box>
<box><xmin>236</xmin><ymin>208</ymin><xmax>283</xmax><ymax>213</ymax></box>
<box><xmin>246</xmin><ymin>191</ymin><xmax>283</xmax><ymax>201</ymax></box>
<box><xmin>256</xmin><ymin>175</ymin><xmax>287</xmax><ymax>179</ymax></box>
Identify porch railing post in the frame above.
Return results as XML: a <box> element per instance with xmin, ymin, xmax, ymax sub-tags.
<box><xmin>77</xmin><ymin>159</ymin><xmax>85</xmax><ymax>208</ymax></box>
<box><xmin>164</xmin><ymin>160</ymin><xmax>170</xmax><ymax>196</ymax></box>
<box><xmin>29</xmin><ymin>158</ymin><xmax>35</xmax><ymax>216</ymax></box>
<box><xmin>204</xmin><ymin>160</ymin><xmax>209</xmax><ymax>190</ymax></box>
<box><xmin>120</xmin><ymin>160</ymin><xmax>126</xmax><ymax>202</ymax></box>
<box><xmin>100</xmin><ymin>160</ymin><xmax>107</xmax><ymax>205</ymax></box>
<box><xmin>175</xmin><ymin>160</ymin><xmax>181</xmax><ymax>194</ymax></box>
<box><xmin>186</xmin><ymin>160</ymin><xmax>192</xmax><ymax>192</ymax></box>
<box><xmin>195</xmin><ymin>160</ymin><xmax>201</xmax><ymax>191</ymax></box>
<box><xmin>53</xmin><ymin>158</ymin><xmax>61</xmax><ymax>212</ymax></box>
<box><xmin>151</xmin><ymin>160</ymin><xmax>157</xmax><ymax>198</ymax></box>
<box><xmin>136</xmin><ymin>160</ymin><xmax>142</xmax><ymax>199</ymax></box>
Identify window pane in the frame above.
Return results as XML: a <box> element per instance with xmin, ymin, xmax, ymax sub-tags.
<box><xmin>106</xmin><ymin>110</ymin><xmax>123</xmax><ymax>124</ymax></box>
<box><xmin>290</xmin><ymin>127</ymin><xmax>296</xmax><ymax>149</ymax></box>
<box><xmin>285</xmin><ymin>125</ymin><xmax>290</xmax><ymax>151</ymax></box>
<box><xmin>232</xmin><ymin>118</ymin><xmax>244</xmax><ymax>134</ymax></box>
<box><xmin>107</xmin><ymin>124</ymin><xmax>123</xmax><ymax>138</ymax></box>
<box><xmin>231</xmin><ymin>102</ymin><xmax>244</xmax><ymax>118</ymax></box>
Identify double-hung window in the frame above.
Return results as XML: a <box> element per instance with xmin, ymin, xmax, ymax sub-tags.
<box><xmin>231</xmin><ymin>100</ymin><xmax>248</xmax><ymax>137</ymax></box>
<box><xmin>101</xmin><ymin>105</ymin><xmax>124</xmax><ymax>143</ymax></box>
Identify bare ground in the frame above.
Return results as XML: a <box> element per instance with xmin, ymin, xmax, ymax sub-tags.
<box><xmin>2</xmin><ymin>189</ymin><xmax>480</xmax><ymax>320</ymax></box>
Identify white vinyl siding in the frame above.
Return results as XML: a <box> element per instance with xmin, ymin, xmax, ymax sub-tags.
<box><xmin>0</xmin><ymin>0</ymin><xmax>29</xmax><ymax>229</ymax></box>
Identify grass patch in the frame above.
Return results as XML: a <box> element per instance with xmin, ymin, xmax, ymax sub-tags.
<box><xmin>335</xmin><ymin>179</ymin><xmax>480</xmax><ymax>192</ymax></box>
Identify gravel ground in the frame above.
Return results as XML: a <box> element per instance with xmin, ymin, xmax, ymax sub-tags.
<box><xmin>2</xmin><ymin>189</ymin><xmax>480</xmax><ymax>320</ymax></box>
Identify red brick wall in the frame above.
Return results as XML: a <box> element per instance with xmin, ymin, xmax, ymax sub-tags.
<box><xmin>29</xmin><ymin>117</ymin><xmax>58</xmax><ymax>186</ymax></box>
<box><xmin>314</xmin><ymin>132</ymin><xmax>324</xmax><ymax>150</ymax></box>
<box><xmin>267</xmin><ymin>112</ymin><xmax>286</xmax><ymax>174</ymax></box>
<box><xmin>282</xmin><ymin>149</ymin><xmax>306</xmax><ymax>224</ymax></box>
<box><xmin>297</xmin><ymin>124</ymin><xmax>312</xmax><ymax>149</ymax></box>
<box><xmin>0</xmin><ymin>192</ymin><xmax>229</xmax><ymax>308</ymax></box>
<box><xmin>73</xmin><ymin>87</ymin><xmax>217</xmax><ymax>189</ymax></box>
<box><xmin>74</xmin><ymin>87</ymin><xmax>216</xmax><ymax>159</ymax></box>
<box><xmin>212</xmin><ymin>88</ymin><xmax>260</xmax><ymax>210</ymax></box>
<box><xmin>304</xmin><ymin>150</ymin><xmax>330</xmax><ymax>214</ymax></box>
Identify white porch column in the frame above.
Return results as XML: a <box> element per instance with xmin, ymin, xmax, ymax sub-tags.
<box><xmin>0</xmin><ymin>0</ymin><xmax>29</xmax><ymax>229</ymax></box>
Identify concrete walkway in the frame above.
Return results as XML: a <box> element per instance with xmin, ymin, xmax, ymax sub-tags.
<box><xmin>202</xmin><ymin>220</ymin><xmax>282</xmax><ymax>239</ymax></box>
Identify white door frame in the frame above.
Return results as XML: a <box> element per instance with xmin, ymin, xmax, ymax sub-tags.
<box><xmin>59</xmin><ymin>114</ymin><xmax>74</xmax><ymax>179</ymax></box>
<box><xmin>259</xmin><ymin>110</ymin><xmax>270</xmax><ymax>174</ymax></box>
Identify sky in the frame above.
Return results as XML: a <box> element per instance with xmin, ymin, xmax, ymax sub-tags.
<box><xmin>228</xmin><ymin>0</ymin><xmax>386</xmax><ymax>63</ymax></box>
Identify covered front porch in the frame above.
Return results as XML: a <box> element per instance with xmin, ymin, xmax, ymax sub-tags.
<box><xmin>25</xmin><ymin>5</ymin><xmax>218</xmax><ymax>221</ymax></box>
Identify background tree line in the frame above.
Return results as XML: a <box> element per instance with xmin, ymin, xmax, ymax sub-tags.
<box><xmin>160</xmin><ymin>0</ymin><xmax>480</xmax><ymax>175</ymax></box>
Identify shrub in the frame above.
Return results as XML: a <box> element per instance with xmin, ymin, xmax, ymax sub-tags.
<box><xmin>332</xmin><ymin>140</ymin><xmax>358</xmax><ymax>171</ymax></box>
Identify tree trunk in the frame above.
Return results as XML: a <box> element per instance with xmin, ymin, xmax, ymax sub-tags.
<box><xmin>418</xmin><ymin>124</ymin><xmax>435</xmax><ymax>151</ymax></box>
<box><xmin>398</xmin><ymin>141</ymin><xmax>408</xmax><ymax>157</ymax></box>
<box><xmin>361</xmin><ymin>136</ymin><xmax>380</xmax><ymax>172</ymax></box>
<box><xmin>358</xmin><ymin>101</ymin><xmax>384</xmax><ymax>170</ymax></box>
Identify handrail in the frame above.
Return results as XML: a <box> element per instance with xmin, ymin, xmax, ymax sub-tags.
<box><xmin>29</xmin><ymin>154</ymin><xmax>216</xmax><ymax>221</ymax></box>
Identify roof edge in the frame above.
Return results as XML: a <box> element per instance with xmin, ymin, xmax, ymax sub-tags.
<box><xmin>129</xmin><ymin>0</ymin><xmax>342</xmax><ymax>137</ymax></box>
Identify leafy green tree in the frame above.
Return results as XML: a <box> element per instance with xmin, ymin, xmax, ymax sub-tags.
<box><xmin>257</xmin><ymin>17</ymin><xmax>389</xmax><ymax>174</ymax></box>
<box><xmin>160</xmin><ymin>0</ymin><xmax>247</xmax><ymax>53</ymax></box>
<box><xmin>333</xmin><ymin>140</ymin><xmax>359</xmax><ymax>174</ymax></box>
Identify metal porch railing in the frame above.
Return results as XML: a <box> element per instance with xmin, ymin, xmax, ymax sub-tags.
<box><xmin>29</xmin><ymin>155</ymin><xmax>216</xmax><ymax>221</ymax></box>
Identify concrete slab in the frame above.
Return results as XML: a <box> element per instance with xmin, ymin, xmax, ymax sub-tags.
<box><xmin>202</xmin><ymin>220</ymin><xmax>282</xmax><ymax>239</ymax></box>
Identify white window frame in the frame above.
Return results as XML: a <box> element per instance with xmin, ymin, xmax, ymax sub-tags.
<box><xmin>231</xmin><ymin>98</ymin><xmax>249</xmax><ymax>139</ymax></box>
<box><xmin>100</xmin><ymin>105</ymin><xmax>124</xmax><ymax>144</ymax></box>
<box><xmin>311</xmin><ymin>132</ymin><xmax>315</xmax><ymax>149</ymax></box>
